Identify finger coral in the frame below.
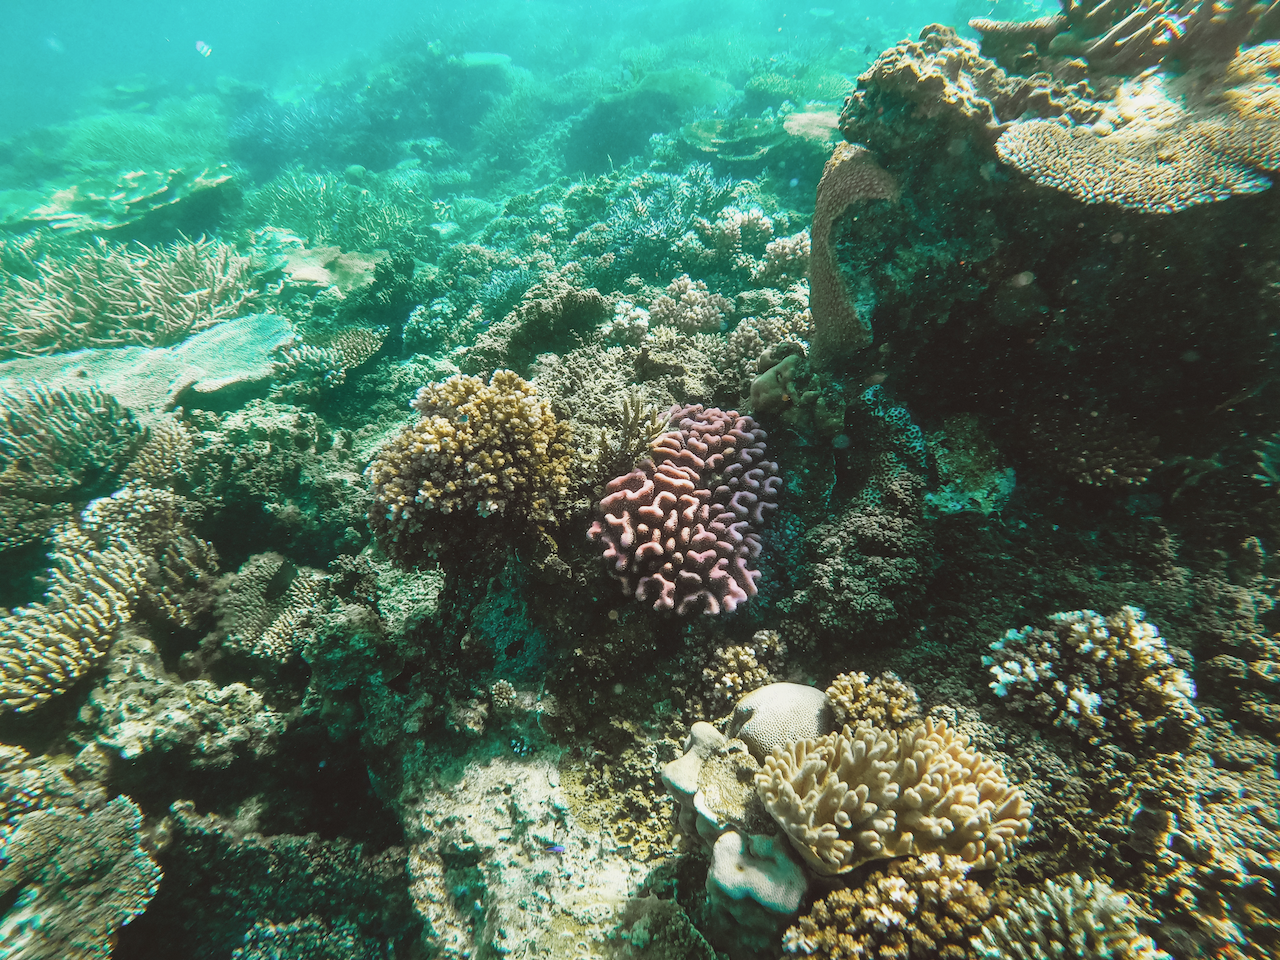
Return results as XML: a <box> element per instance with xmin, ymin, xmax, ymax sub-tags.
<box><xmin>782</xmin><ymin>853</ymin><xmax>1001</xmax><ymax>959</ymax></box>
<box><xmin>756</xmin><ymin>718</ymin><xmax>1032</xmax><ymax>875</ymax></box>
<box><xmin>0</xmin><ymin>235</ymin><xmax>258</xmax><ymax>357</ymax></box>
<box><xmin>589</xmin><ymin>404</ymin><xmax>781</xmax><ymax>616</ymax></box>
<box><xmin>368</xmin><ymin>370</ymin><xmax>574</xmax><ymax>565</ymax></box>
<box><xmin>974</xmin><ymin>874</ymin><xmax>1170</xmax><ymax>960</ymax></box>
<box><xmin>985</xmin><ymin>606</ymin><xmax>1200</xmax><ymax>748</ymax></box>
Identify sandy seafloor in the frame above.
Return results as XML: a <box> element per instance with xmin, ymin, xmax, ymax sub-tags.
<box><xmin>0</xmin><ymin>0</ymin><xmax>1277</xmax><ymax>958</ymax></box>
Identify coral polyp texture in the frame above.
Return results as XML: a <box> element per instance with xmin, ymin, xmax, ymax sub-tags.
<box><xmin>367</xmin><ymin>370</ymin><xmax>574</xmax><ymax>565</ymax></box>
<box><xmin>589</xmin><ymin>404</ymin><xmax>781</xmax><ymax>615</ymax></box>
<box><xmin>782</xmin><ymin>853</ymin><xmax>1001</xmax><ymax>959</ymax></box>
<box><xmin>985</xmin><ymin>606</ymin><xmax>1200</xmax><ymax>748</ymax></box>
<box><xmin>975</xmin><ymin>874</ymin><xmax>1171</xmax><ymax>960</ymax></box>
<box><xmin>755</xmin><ymin>718</ymin><xmax>1032</xmax><ymax>876</ymax></box>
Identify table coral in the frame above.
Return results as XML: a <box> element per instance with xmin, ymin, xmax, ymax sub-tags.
<box><xmin>589</xmin><ymin>403</ymin><xmax>781</xmax><ymax>616</ymax></box>
<box><xmin>756</xmin><ymin>718</ymin><xmax>1032</xmax><ymax>876</ymax></box>
<box><xmin>368</xmin><ymin>370</ymin><xmax>573</xmax><ymax>565</ymax></box>
<box><xmin>985</xmin><ymin>606</ymin><xmax>1200</xmax><ymax>748</ymax></box>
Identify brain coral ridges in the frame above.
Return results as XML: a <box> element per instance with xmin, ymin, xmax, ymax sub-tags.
<box><xmin>589</xmin><ymin>403</ymin><xmax>781</xmax><ymax>616</ymax></box>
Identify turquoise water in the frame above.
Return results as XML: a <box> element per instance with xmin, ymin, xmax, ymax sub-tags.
<box><xmin>0</xmin><ymin>1</ymin><xmax>1276</xmax><ymax>959</ymax></box>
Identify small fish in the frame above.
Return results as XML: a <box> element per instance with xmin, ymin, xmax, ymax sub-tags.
<box><xmin>196</xmin><ymin>40</ymin><xmax>213</xmax><ymax>58</ymax></box>
<box><xmin>545</xmin><ymin>844</ymin><xmax>565</xmax><ymax>854</ymax></box>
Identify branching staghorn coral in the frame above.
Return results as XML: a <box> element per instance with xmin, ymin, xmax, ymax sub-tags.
<box><xmin>974</xmin><ymin>874</ymin><xmax>1170</xmax><ymax>959</ymax></box>
<box><xmin>985</xmin><ymin>606</ymin><xmax>1200</xmax><ymax>748</ymax></box>
<box><xmin>782</xmin><ymin>853</ymin><xmax>1002</xmax><ymax>959</ymax></box>
<box><xmin>756</xmin><ymin>718</ymin><xmax>1032</xmax><ymax>876</ymax></box>
<box><xmin>0</xmin><ymin>236</ymin><xmax>258</xmax><ymax>356</ymax></box>
<box><xmin>367</xmin><ymin>371</ymin><xmax>574</xmax><ymax>565</ymax></box>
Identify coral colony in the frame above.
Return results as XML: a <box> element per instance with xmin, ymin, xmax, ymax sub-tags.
<box><xmin>0</xmin><ymin>0</ymin><xmax>1277</xmax><ymax>958</ymax></box>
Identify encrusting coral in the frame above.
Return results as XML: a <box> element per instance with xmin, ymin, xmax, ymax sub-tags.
<box><xmin>974</xmin><ymin>874</ymin><xmax>1170</xmax><ymax>960</ymax></box>
<box><xmin>368</xmin><ymin>370</ymin><xmax>574</xmax><ymax>565</ymax></box>
<box><xmin>782</xmin><ymin>853</ymin><xmax>1002</xmax><ymax>959</ymax></box>
<box><xmin>589</xmin><ymin>404</ymin><xmax>781</xmax><ymax>616</ymax></box>
<box><xmin>0</xmin><ymin>235</ymin><xmax>258</xmax><ymax>357</ymax></box>
<box><xmin>985</xmin><ymin>606</ymin><xmax>1200</xmax><ymax>748</ymax></box>
<box><xmin>755</xmin><ymin>718</ymin><xmax>1032</xmax><ymax>875</ymax></box>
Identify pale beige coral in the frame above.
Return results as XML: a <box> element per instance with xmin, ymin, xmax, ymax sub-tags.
<box><xmin>0</xmin><ymin>236</ymin><xmax>258</xmax><ymax>356</ymax></box>
<box><xmin>750</xmin><ymin>229</ymin><xmax>811</xmax><ymax>285</ymax></box>
<box><xmin>756</xmin><ymin>718</ymin><xmax>1032</xmax><ymax>876</ymax></box>
<box><xmin>826</xmin><ymin>670</ymin><xmax>922</xmax><ymax>729</ymax></box>
<box><xmin>702</xmin><ymin>630</ymin><xmax>789</xmax><ymax>714</ymax></box>
<box><xmin>216</xmin><ymin>552</ymin><xmax>329</xmax><ymax>662</ymax></box>
<box><xmin>782</xmin><ymin>853</ymin><xmax>1001</xmax><ymax>959</ymax></box>
<box><xmin>120</xmin><ymin>416</ymin><xmax>198</xmax><ymax>487</ymax></box>
<box><xmin>649</xmin><ymin>274</ymin><xmax>734</xmax><ymax>333</ymax></box>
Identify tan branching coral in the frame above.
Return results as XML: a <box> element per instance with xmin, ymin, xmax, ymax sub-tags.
<box><xmin>809</xmin><ymin>143</ymin><xmax>899</xmax><ymax>369</ymax></box>
<box><xmin>974</xmin><ymin>874</ymin><xmax>1170</xmax><ymax>960</ymax></box>
<box><xmin>0</xmin><ymin>383</ymin><xmax>146</xmax><ymax>551</ymax></box>
<box><xmin>649</xmin><ymin>274</ymin><xmax>734</xmax><ymax>332</ymax></box>
<box><xmin>702</xmin><ymin>629</ymin><xmax>789</xmax><ymax>714</ymax></box>
<box><xmin>367</xmin><ymin>371</ymin><xmax>573</xmax><ymax>565</ymax></box>
<box><xmin>0</xmin><ymin>795</ymin><xmax>162</xmax><ymax>960</ymax></box>
<box><xmin>826</xmin><ymin>671</ymin><xmax>922</xmax><ymax>729</ymax></box>
<box><xmin>120</xmin><ymin>416</ymin><xmax>199</xmax><ymax>488</ymax></box>
<box><xmin>986</xmin><ymin>606</ymin><xmax>1200</xmax><ymax>748</ymax></box>
<box><xmin>1028</xmin><ymin>409</ymin><xmax>1162</xmax><ymax>487</ymax></box>
<box><xmin>756</xmin><ymin>718</ymin><xmax>1032</xmax><ymax>875</ymax></box>
<box><xmin>0</xmin><ymin>526</ymin><xmax>142</xmax><ymax>713</ymax></box>
<box><xmin>0</xmin><ymin>236</ymin><xmax>258</xmax><ymax>356</ymax></box>
<box><xmin>79</xmin><ymin>484</ymin><xmax>219</xmax><ymax>628</ymax></box>
<box><xmin>782</xmin><ymin>853</ymin><xmax>1002</xmax><ymax>959</ymax></box>
<box><xmin>751</xmin><ymin>230</ymin><xmax>811</xmax><ymax>285</ymax></box>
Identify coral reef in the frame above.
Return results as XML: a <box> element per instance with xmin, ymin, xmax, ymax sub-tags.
<box><xmin>367</xmin><ymin>370</ymin><xmax>574</xmax><ymax>565</ymax></box>
<box><xmin>825</xmin><ymin>670</ymin><xmax>922</xmax><ymax>729</ymax></box>
<box><xmin>0</xmin><ymin>526</ymin><xmax>142</xmax><ymax>713</ymax></box>
<box><xmin>589</xmin><ymin>404</ymin><xmax>781</xmax><ymax>615</ymax></box>
<box><xmin>216</xmin><ymin>552</ymin><xmax>330</xmax><ymax>662</ymax></box>
<box><xmin>985</xmin><ymin>606</ymin><xmax>1200</xmax><ymax>748</ymax></box>
<box><xmin>756</xmin><ymin>718</ymin><xmax>1032</xmax><ymax>875</ymax></box>
<box><xmin>975</xmin><ymin>874</ymin><xmax>1169</xmax><ymax>960</ymax></box>
<box><xmin>0</xmin><ymin>236</ymin><xmax>257</xmax><ymax>356</ymax></box>
<box><xmin>783</xmin><ymin>853</ymin><xmax>1001</xmax><ymax>959</ymax></box>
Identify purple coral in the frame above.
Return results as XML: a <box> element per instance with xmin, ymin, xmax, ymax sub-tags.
<box><xmin>589</xmin><ymin>405</ymin><xmax>781</xmax><ymax>615</ymax></box>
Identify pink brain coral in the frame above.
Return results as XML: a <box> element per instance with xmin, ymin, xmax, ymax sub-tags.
<box><xmin>589</xmin><ymin>404</ymin><xmax>781</xmax><ymax>615</ymax></box>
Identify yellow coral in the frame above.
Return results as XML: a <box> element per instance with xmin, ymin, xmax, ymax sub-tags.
<box><xmin>367</xmin><ymin>370</ymin><xmax>574</xmax><ymax>564</ymax></box>
<box><xmin>826</xmin><ymin>670</ymin><xmax>922</xmax><ymax>729</ymax></box>
<box><xmin>756</xmin><ymin>718</ymin><xmax>1032</xmax><ymax>875</ymax></box>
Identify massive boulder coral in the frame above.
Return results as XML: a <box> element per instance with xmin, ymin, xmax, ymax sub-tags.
<box><xmin>589</xmin><ymin>404</ymin><xmax>781</xmax><ymax>616</ymax></box>
<box><xmin>368</xmin><ymin>370</ymin><xmax>574</xmax><ymax>565</ymax></box>
<box><xmin>985</xmin><ymin>606</ymin><xmax>1200</xmax><ymax>748</ymax></box>
<box><xmin>755</xmin><ymin>718</ymin><xmax>1032</xmax><ymax>876</ymax></box>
